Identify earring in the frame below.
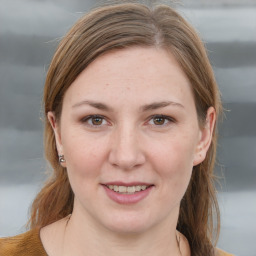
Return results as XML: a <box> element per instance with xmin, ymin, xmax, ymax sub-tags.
<box><xmin>59</xmin><ymin>155</ymin><xmax>66</xmax><ymax>163</ymax></box>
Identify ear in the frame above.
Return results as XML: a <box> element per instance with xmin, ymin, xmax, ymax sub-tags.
<box><xmin>193</xmin><ymin>107</ymin><xmax>216</xmax><ymax>166</ymax></box>
<box><xmin>47</xmin><ymin>111</ymin><xmax>66</xmax><ymax>167</ymax></box>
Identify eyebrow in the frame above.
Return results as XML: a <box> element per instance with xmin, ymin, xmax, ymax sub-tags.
<box><xmin>140</xmin><ymin>101</ymin><xmax>184</xmax><ymax>112</ymax></box>
<box><xmin>72</xmin><ymin>100</ymin><xmax>184</xmax><ymax>111</ymax></box>
<box><xmin>72</xmin><ymin>100</ymin><xmax>114</xmax><ymax>111</ymax></box>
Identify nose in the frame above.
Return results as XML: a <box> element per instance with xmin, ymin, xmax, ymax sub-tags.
<box><xmin>108</xmin><ymin>125</ymin><xmax>146</xmax><ymax>170</ymax></box>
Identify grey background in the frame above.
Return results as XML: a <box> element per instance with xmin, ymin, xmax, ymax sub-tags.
<box><xmin>0</xmin><ymin>0</ymin><xmax>256</xmax><ymax>255</ymax></box>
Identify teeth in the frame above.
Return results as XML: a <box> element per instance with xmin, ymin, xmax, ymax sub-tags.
<box><xmin>127</xmin><ymin>186</ymin><xmax>135</xmax><ymax>193</ymax></box>
<box><xmin>141</xmin><ymin>185</ymin><xmax>147</xmax><ymax>190</ymax></box>
<box><xmin>107</xmin><ymin>185</ymin><xmax>150</xmax><ymax>194</ymax></box>
<box><xmin>119</xmin><ymin>186</ymin><xmax>127</xmax><ymax>193</ymax></box>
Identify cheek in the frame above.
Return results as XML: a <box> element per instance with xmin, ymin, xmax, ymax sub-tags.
<box><xmin>61</xmin><ymin>131</ymin><xmax>107</xmax><ymax>179</ymax></box>
<box><xmin>149</xmin><ymin>136</ymin><xmax>195</xmax><ymax>194</ymax></box>
<box><xmin>151</xmin><ymin>136</ymin><xmax>195</xmax><ymax>173</ymax></box>
<box><xmin>62</xmin><ymin>134</ymin><xmax>108</xmax><ymax>204</ymax></box>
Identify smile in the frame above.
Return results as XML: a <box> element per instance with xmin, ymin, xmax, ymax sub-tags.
<box><xmin>102</xmin><ymin>183</ymin><xmax>154</xmax><ymax>204</ymax></box>
<box><xmin>106</xmin><ymin>185</ymin><xmax>150</xmax><ymax>194</ymax></box>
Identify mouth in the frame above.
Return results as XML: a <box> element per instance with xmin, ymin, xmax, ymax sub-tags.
<box><xmin>104</xmin><ymin>184</ymin><xmax>153</xmax><ymax>194</ymax></box>
<box><xmin>102</xmin><ymin>182</ymin><xmax>154</xmax><ymax>204</ymax></box>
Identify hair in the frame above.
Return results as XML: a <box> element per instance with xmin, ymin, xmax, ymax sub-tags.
<box><xmin>28</xmin><ymin>2</ymin><xmax>222</xmax><ymax>255</ymax></box>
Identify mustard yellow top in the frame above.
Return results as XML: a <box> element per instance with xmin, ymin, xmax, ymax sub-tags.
<box><xmin>0</xmin><ymin>229</ymin><xmax>234</xmax><ymax>256</ymax></box>
<box><xmin>0</xmin><ymin>229</ymin><xmax>47</xmax><ymax>256</ymax></box>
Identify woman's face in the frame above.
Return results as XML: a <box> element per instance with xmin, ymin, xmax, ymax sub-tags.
<box><xmin>49</xmin><ymin>47</ymin><xmax>214</xmax><ymax>234</ymax></box>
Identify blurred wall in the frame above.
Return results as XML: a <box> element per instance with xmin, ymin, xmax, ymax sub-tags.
<box><xmin>1</xmin><ymin>1</ymin><xmax>256</xmax><ymax>255</ymax></box>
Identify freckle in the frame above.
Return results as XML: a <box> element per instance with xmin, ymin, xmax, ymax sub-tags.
<box><xmin>104</xmin><ymin>83</ymin><xmax>110</xmax><ymax>90</ymax></box>
<box><xmin>126</xmin><ymin>87</ymin><xmax>130</xmax><ymax>90</ymax></box>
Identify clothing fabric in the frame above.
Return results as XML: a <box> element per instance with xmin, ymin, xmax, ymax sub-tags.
<box><xmin>0</xmin><ymin>229</ymin><xmax>234</xmax><ymax>256</ymax></box>
<box><xmin>0</xmin><ymin>229</ymin><xmax>47</xmax><ymax>256</ymax></box>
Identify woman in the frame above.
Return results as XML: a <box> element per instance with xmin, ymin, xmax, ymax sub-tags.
<box><xmin>0</xmin><ymin>2</ymin><xmax>233</xmax><ymax>256</ymax></box>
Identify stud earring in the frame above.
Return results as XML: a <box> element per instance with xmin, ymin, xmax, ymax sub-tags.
<box><xmin>59</xmin><ymin>155</ymin><xmax>66</xmax><ymax>163</ymax></box>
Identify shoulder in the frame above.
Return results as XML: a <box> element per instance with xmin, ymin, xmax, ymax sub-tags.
<box><xmin>0</xmin><ymin>228</ymin><xmax>47</xmax><ymax>256</ymax></box>
<box><xmin>215</xmin><ymin>247</ymin><xmax>235</xmax><ymax>256</ymax></box>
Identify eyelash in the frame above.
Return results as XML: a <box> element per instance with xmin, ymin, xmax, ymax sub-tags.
<box><xmin>147</xmin><ymin>115</ymin><xmax>176</xmax><ymax>127</ymax></box>
<box><xmin>81</xmin><ymin>115</ymin><xmax>108</xmax><ymax>128</ymax></box>
<box><xmin>81</xmin><ymin>114</ymin><xmax>175</xmax><ymax>128</ymax></box>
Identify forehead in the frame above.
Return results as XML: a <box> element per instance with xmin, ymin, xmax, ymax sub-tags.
<box><xmin>63</xmin><ymin>47</ymin><xmax>194</xmax><ymax>109</ymax></box>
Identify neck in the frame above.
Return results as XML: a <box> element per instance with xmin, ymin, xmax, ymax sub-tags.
<box><xmin>62</xmin><ymin>209</ymin><xmax>182</xmax><ymax>256</ymax></box>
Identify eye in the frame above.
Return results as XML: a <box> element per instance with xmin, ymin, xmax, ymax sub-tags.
<box><xmin>82</xmin><ymin>115</ymin><xmax>108</xmax><ymax>127</ymax></box>
<box><xmin>148</xmin><ymin>115</ymin><xmax>175</xmax><ymax>126</ymax></box>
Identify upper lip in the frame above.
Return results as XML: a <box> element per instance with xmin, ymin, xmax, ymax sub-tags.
<box><xmin>103</xmin><ymin>181</ymin><xmax>153</xmax><ymax>186</ymax></box>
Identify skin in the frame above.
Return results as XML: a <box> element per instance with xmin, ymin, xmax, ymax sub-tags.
<box><xmin>41</xmin><ymin>47</ymin><xmax>215</xmax><ymax>256</ymax></box>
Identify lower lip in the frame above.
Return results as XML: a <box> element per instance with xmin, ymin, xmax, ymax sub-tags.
<box><xmin>102</xmin><ymin>185</ymin><xmax>154</xmax><ymax>205</ymax></box>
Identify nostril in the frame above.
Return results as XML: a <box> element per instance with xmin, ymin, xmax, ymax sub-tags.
<box><xmin>108</xmin><ymin>148</ymin><xmax>145</xmax><ymax>170</ymax></box>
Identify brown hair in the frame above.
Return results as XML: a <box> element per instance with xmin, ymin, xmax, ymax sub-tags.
<box><xmin>28</xmin><ymin>2</ymin><xmax>221</xmax><ymax>255</ymax></box>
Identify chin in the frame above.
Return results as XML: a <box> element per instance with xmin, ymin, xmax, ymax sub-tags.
<box><xmin>107</xmin><ymin>223</ymin><xmax>149</xmax><ymax>235</ymax></box>
<box><xmin>103</xmin><ymin>212</ymin><xmax>152</xmax><ymax>234</ymax></box>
